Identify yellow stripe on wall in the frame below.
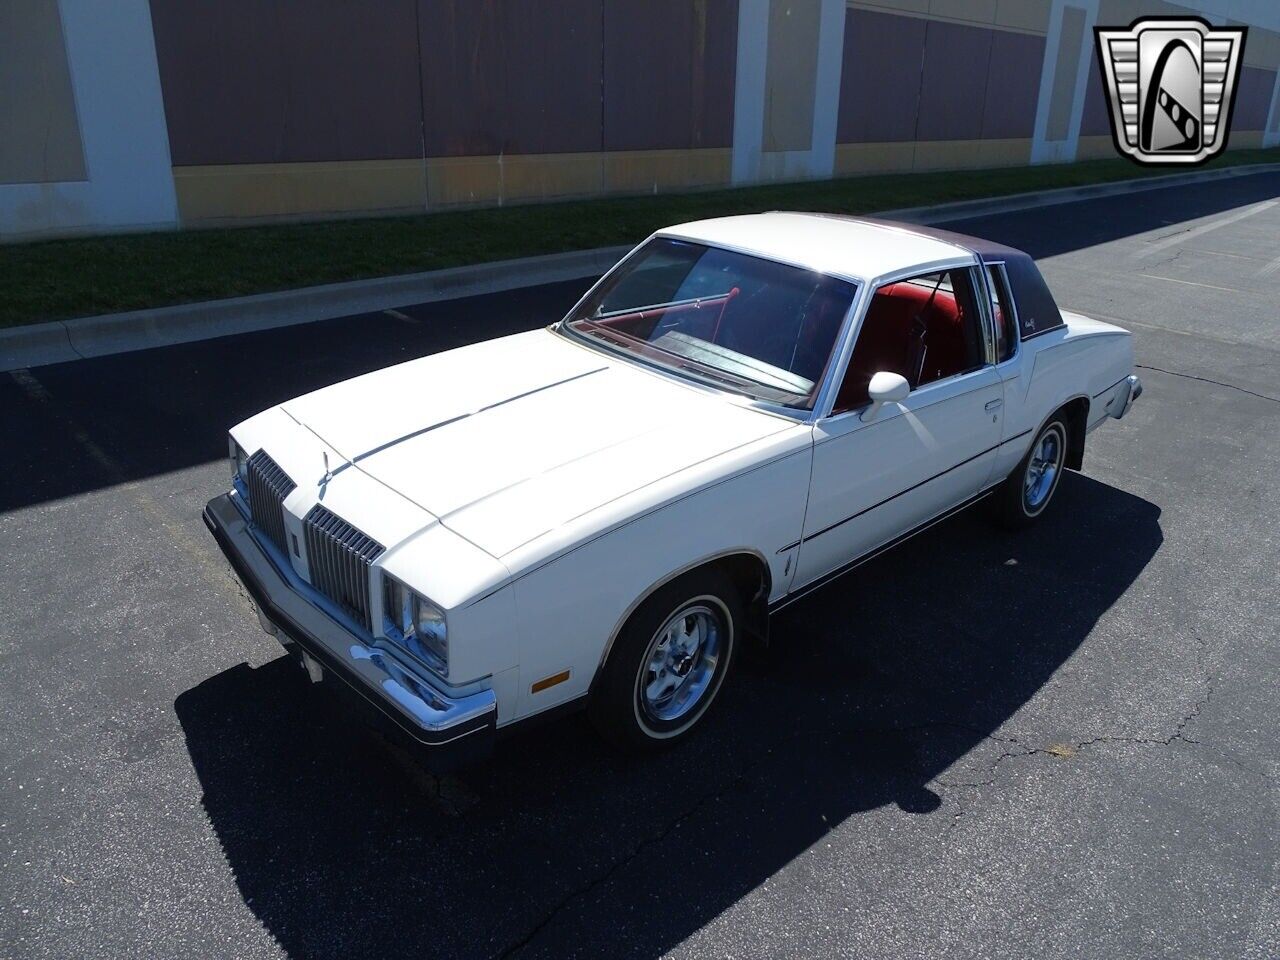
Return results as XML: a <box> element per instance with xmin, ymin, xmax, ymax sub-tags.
<box><xmin>173</xmin><ymin>149</ymin><xmax>735</xmax><ymax>223</ymax></box>
<box><xmin>834</xmin><ymin>138</ymin><xmax>1033</xmax><ymax>175</ymax></box>
<box><xmin>173</xmin><ymin>159</ymin><xmax>428</xmax><ymax>224</ymax></box>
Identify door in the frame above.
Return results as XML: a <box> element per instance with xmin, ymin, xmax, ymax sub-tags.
<box><xmin>794</xmin><ymin>266</ymin><xmax>1004</xmax><ymax>588</ymax></box>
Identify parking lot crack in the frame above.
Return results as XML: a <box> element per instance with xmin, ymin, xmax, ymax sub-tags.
<box><xmin>939</xmin><ymin>642</ymin><xmax>1217</xmax><ymax>806</ymax></box>
<box><xmin>1135</xmin><ymin>363</ymin><xmax>1280</xmax><ymax>404</ymax></box>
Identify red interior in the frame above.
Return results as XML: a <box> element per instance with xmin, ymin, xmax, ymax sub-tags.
<box><xmin>836</xmin><ymin>280</ymin><xmax>973</xmax><ymax>411</ymax></box>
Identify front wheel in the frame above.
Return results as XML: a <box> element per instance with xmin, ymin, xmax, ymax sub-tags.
<box><xmin>589</xmin><ymin>568</ymin><xmax>740</xmax><ymax>752</ymax></box>
<box><xmin>993</xmin><ymin>417</ymin><xmax>1069</xmax><ymax>528</ymax></box>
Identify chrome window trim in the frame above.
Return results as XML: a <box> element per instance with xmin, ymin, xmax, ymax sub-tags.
<box><xmin>982</xmin><ymin>259</ymin><xmax>1021</xmax><ymax>368</ymax></box>
<box><xmin>815</xmin><ymin>255</ymin><xmax>989</xmax><ymax>422</ymax></box>
<box><xmin>809</xmin><ymin>281</ymin><xmax>871</xmax><ymax>421</ymax></box>
<box><xmin>971</xmin><ymin>264</ymin><xmax>997</xmax><ymax>366</ymax></box>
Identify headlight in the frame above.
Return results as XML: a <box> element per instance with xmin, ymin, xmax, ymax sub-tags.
<box><xmin>229</xmin><ymin>437</ymin><xmax>249</xmax><ymax>483</ymax></box>
<box><xmin>383</xmin><ymin>575</ymin><xmax>448</xmax><ymax>676</ymax></box>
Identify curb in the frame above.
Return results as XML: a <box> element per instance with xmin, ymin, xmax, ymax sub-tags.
<box><xmin>877</xmin><ymin>161</ymin><xmax>1280</xmax><ymax>225</ymax></box>
<box><xmin>4</xmin><ymin>162</ymin><xmax>1277</xmax><ymax>373</ymax></box>
<box><xmin>0</xmin><ymin>245</ymin><xmax>632</xmax><ymax>373</ymax></box>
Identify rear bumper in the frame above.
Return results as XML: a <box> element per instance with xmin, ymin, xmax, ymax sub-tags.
<box><xmin>203</xmin><ymin>493</ymin><xmax>496</xmax><ymax>771</ymax></box>
<box><xmin>1108</xmin><ymin>374</ymin><xmax>1143</xmax><ymax>420</ymax></box>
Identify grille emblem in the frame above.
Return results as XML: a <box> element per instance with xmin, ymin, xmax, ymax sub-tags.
<box><xmin>1094</xmin><ymin>17</ymin><xmax>1246</xmax><ymax>166</ymax></box>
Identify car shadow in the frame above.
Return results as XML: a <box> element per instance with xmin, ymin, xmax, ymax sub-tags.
<box><xmin>174</xmin><ymin>471</ymin><xmax>1160</xmax><ymax>960</ymax></box>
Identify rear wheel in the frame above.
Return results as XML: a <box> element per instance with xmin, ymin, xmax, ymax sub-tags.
<box><xmin>589</xmin><ymin>568</ymin><xmax>740</xmax><ymax>752</ymax></box>
<box><xmin>994</xmin><ymin>416</ymin><xmax>1068</xmax><ymax>528</ymax></box>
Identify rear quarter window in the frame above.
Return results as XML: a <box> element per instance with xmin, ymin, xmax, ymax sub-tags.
<box><xmin>1002</xmin><ymin>255</ymin><xmax>1064</xmax><ymax>339</ymax></box>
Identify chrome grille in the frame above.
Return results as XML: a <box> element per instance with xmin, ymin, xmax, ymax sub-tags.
<box><xmin>244</xmin><ymin>450</ymin><xmax>295</xmax><ymax>554</ymax></box>
<box><xmin>302</xmin><ymin>505</ymin><xmax>384</xmax><ymax>631</ymax></box>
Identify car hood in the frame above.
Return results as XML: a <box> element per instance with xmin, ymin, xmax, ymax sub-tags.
<box><xmin>280</xmin><ymin>329</ymin><xmax>793</xmax><ymax>558</ymax></box>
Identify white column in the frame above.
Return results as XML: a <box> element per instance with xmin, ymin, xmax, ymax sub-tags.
<box><xmin>808</xmin><ymin>0</ymin><xmax>847</xmax><ymax>179</ymax></box>
<box><xmin>731</xmin><ymin>0</ymin><xmax>770</xmax><ymax>184</ymax></box>
<box><xmin>1031</xmin><ymin>0</ymin><xmax>1100</xmax><ymax>164</ymax></box>
<box><xmin>0</xmin><ymin>0</ymin><xmax>178</xmax><ymax>239</ymax></box>
<box><xmin>1264</xmin><ymin>71</ymin><xmax>1280</xmax><ymax>147</ymax></box>
<box><xmin>732</xmin><ymin>0</ymin><xmax>846</xmax><ymax>185</ymax></box>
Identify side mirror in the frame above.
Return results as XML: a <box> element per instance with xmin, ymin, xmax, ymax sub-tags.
<box><xmin>861</xmin><ymin>371</ymin><xmax>910</xmax><ymax>422</ymax></box>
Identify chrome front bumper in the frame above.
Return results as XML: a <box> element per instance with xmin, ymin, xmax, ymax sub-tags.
<box><xmin>203</xmin><ymin>494</ymin><xmax>496</xmax><ymax>769</ymax></box>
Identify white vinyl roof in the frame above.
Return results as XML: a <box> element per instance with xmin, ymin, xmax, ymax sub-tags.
<box><xmin>658</xmin><ymin>212</ymin><xmax>974</xmax><ymax>283</ymax></box>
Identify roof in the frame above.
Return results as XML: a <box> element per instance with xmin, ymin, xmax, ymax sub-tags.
<box><xmin>657</xmin><ymin>212</ymin><xmax>978</xmax><ymax>283</ymax></box>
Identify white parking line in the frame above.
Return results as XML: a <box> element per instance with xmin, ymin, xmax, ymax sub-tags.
<box><xmin>1136</xmin><ymin>274</ymin><xmax>1246</xmax><ymax>295</ymax></box>
<box><xmin>1190</xmin><ymin>247</ymin><xmax>1265</xmax><ymax>263</ymax></box>
<box><xmin>1256</xmin><ymin>252</ymin><xmax>1280</xmax><ymax>277</ymax></box>
<box><xmin>8</xmin><ymin>367</ymin><xmax>242</xmax><ymax>602</ymax></box>
<box><xmin>1135</xmin><ymin>200</ymin><xmax>1278</xmax><ymax>258</ymax></box>
<box><xmin>9</xmin><ymin>367</ymin><xmax>52</xmax><ymax>402</ymax></box>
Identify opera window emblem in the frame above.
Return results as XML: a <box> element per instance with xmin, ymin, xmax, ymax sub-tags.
<box><xmin>1094</xmin><ymin>17</ymin><xmax>1246</xmax><ymax>165</ymax></box>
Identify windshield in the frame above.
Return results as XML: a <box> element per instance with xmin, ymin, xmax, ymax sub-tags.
<box><xmin>561</xmin><ymin>238</ymin><xmax>857</xmax><ymax>409</ymax></box>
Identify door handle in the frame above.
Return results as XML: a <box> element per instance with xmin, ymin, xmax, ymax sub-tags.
<box><xmin>984</xmin><ymin>399</ymin><xmax>1003</xmax><ymax>412</ymax></box>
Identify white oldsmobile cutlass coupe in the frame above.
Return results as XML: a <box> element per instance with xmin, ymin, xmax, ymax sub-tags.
<box><xmin>205</xmin><ymin>213</ymin><xmax>1142</xmax><ymax>768</ymax></box>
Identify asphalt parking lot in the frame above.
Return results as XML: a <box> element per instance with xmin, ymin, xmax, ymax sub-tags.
<box><xmin>3</xmin><ymin>171</ymin><xmax>1278</xmax><ymax>959</ymax></box>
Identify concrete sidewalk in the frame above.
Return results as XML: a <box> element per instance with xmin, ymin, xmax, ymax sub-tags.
<box><xmin>3</xmin><ymin>161</ymin><xmax>1276</xmax><ymax>373</ymax></box>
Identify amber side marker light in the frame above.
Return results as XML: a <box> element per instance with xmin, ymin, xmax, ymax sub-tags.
<box><xmin>531</xmin><ymin>670</ymin><xmax>571</xmax><ymax>694</ymax></box>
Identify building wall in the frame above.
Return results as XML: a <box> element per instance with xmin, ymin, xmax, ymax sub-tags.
<box><xmin>152</xmin><ymin>0</ymin><xmax>739</xmax><ymax>223</ymax></box>
<box><xmin>833</xmin><ymin>2</ymin><xmax>1050</xmax><ymax>174</ymax></box>
<box><xmin>2</xmin><ymin>0</ymin><xmax>1278</xmax><ymax>239</ymax></box>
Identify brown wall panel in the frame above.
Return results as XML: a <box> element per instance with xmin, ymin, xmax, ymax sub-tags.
<box><xmin>150</xmin><ymin>0</ymin><xmax>423</xmax><ymax>166</ymax></box>
<box><xmin>155</xmin><ymin>0</ymin><xmax>737</xmax><ymax>163</ymax></box>
<box><xmin>601</xmin><ymin>0</ymin><xmax>737</xmax><ymax>152</ymax></box>
<box><xmin>1080</xmin><ymin>49</ymin><xmax>1112</xmax><ymax>137</ymax></box>
<box><xmin>916</xmin><ymin>19</ymin><xmax>995</xmax><ymax>141</ymax></box>
<box><xmin>836</xmin><ymin>8</ymin><xmax>928</xmax><ymax>143</ymax></box>
<box><xmin>980</xmin><ymin>30</ymin><xmax>1044</xmax><ymax>139</ymax></box>
<box><xmin>419</xmin><ymin>0</ymin><xmax>604</xmax><ymax>157</ymax></box>
<box><xmin>838</xmin><ymin>9</ymin><xmax>1040</xmax><ymax>145</ymax></box>
<box><xmin>1233</xmin><ymin>65</ymin><xmax>1275</xmax><ymax>130</ymax></box>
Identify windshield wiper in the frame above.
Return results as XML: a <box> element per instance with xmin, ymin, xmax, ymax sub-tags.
<box><xmin>594</xmin><ymin>290</ymin><xmax>738</xmax><ymax>321</ymax></box>
<box><xmin>570</xmin><ymin>320</ymin><xmax>810</xmax><ymax>404</ymax></box>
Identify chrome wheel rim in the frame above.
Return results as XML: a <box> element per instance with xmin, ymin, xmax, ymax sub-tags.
<box><xmin>1024</xmin><ymin>425</ymin><xmax>1064</xmax><ymax>512</ymax></box>
<box><xmin>638</xmin><ymin>601</ymin><xmax>724</xmax><ymax>725</ymax></box>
